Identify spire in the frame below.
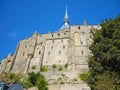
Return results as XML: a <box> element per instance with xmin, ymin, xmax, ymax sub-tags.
<box><xmin>64</xmin><ymin>6</ymin><xmax>69</xmax><ymax>23</ymax></box>
<box><xmin>60</xmin><ymin>6</ymin><xmax>69</xmax><ymax>30</ymax></box>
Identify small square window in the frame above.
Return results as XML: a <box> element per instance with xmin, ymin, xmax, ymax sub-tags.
<box><xmin>59</xmin><ymin>51</ymin><xmax>61</xmax><ymax>54</ymax></box>
<box><xmin>81</xmin><ymin>51</ymin><xmax>84</xmax><ymax>54</ymax></box>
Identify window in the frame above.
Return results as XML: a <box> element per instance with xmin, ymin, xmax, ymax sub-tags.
<box><xmin>63</xmin><ymin>45</ymin><xmax>65</xmax><ymax>49</ymax></box>
<box><xmin>58</xmin><ymin>33</ymin><xmax>60</xmax><ymax>37</ymax></box>
<box><xmin>23</xmin><ymin>52</ymin><xmax>25</xmax><ymax>56</ymax></box>
<box><xmin>61</xmin><ymin>39</ymin><xmax>63</xmax><ymax>42</ymax></box>
<box><xmin>39</xmin><ymin>51</ymin><xmax>41</xmax><ymax>54</ymax></box>
<box><xmin>51</xmin><ymin>34</ymin><xmax>53</xmax><ymax>37</ymax></box>
<box><xmin>78</xmin><ymin>26</ymin><xmax>80</xmax><ymax>29</ymax></box>
<box><xmin>81</xmin><ymin>51</ymin><xmax>84</xmax><ymax>54</ymax></box>
<box><xmin>59</xmin><ymin>51</ymin><xmax>61</xmax><ymax>54</ymax></box>
<box><xmin>64</xmin><ymin>33</ymin><xmax>66</xmax><ymax>36</ymax></box>
<box><xmin>80</xmin><ymin>41</ymin><xmax>83</xmax><ymax>45</ymax></box>
<box><xmin>48</xmin><ymin>52</ymin><xmax>50</xmax><ymax>55</ymax></box>
<box><xmin>51</xmin><ymin>46</ymin><xmax>53</xmax><ymax>49</ymax></box>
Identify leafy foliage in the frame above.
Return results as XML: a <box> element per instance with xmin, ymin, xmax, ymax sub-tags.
<box><xmin>0</xmin><ymin>73</ymin><xmax>21</xmax><ymax>84</ymax></box>
<box><xmin>41</xmin><ymin>66</ymin><xmax>48</xmax><ymax>72</ymax></box>
<box><xmin>52</xmin><ymin>64</ymin><xmax>57</xmax><ymax>69</ymax></box>
<box><xmin>26</xmin><ymin>72</ymin><xmax>48</xmax><ymax>90</ymax></box>
<box><xmin>86</xmin><ymin>15</ymin><xmax>120</xmax><ymax>90</ymax></box>
<box><xmin>36</xmin><ymin>74</ymin><xmax>48</xmax><ymax>90</ymax></box>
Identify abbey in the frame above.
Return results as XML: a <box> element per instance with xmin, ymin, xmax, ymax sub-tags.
<box><xmin>0</xmin><ymin>7</ymin><xmax>101</xmax><ymax>75</ymax></box>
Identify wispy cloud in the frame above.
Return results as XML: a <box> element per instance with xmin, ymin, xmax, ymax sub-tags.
<box><xmin>8</xmin><ymin>31</ymin><xmax>17</xmax><ymax>38</ymax></box>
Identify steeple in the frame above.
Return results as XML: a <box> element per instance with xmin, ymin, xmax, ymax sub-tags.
<box><xmin>60</xmin><ymin>6</ymin><xmax>69</xmax><ymax>30</ymax></box>
<box><xmin>64</xmin><ymin>6</ymin><xmax>69</xmax><ymax>23</ymax></box>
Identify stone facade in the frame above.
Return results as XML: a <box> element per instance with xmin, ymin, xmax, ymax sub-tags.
<box><xmin>0</xmin><ymin>7</ymin><xmax>101</xmax><ymax>90</ymax></box>
<box><xmin>0</xmin><ymin>25</ymin><xmax>101</xmax><ymax>75</ymax></box>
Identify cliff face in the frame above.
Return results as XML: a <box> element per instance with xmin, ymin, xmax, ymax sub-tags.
<box><xmin>0</xmin><ymin>25</ymin><xmax>101</xmax><ymax>75</ymax></box>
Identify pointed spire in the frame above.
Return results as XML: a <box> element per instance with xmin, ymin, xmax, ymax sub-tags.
<box><xmin>64</xmin><ymin>6</ymin><xmax>69</xmax><ymax>23</ymax></box>
<box><xmin>60</xmin><ymin>6</ymin><xmax>69</xmax><ymax>30</ymax></box>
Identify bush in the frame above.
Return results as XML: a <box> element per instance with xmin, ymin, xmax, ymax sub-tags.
<box><xmin>41</xmin><ymin>66</ymin><xmax>48</xmax><ymax>72</ymax></box>
<box><xmin>0</xmin><ymin>73</ymin><xmax>21</xmax><ymax>84</ymax></box>
<box><xmin>64</xmin><ymin>63</ymin><xmax>68</xmax><ymax>68</ymax></box>
<box><xmin>79</xmin><ymin>72</ymin><xmax>90</xmax><ymax>83</ymax></box>
<box><xmin>36</xmin><ymin>75</ymin><xmax>48</xmax><ymax>90</ymax></box>
<box><xmin>58</xmin><ymin>66</ymin><xmax>62</xmax><ymax>71</ymax></box>
<box><xmin>22</xmin><ymin>78</ymin><xmax>33</xmax><ymax>89</ymax></box>
<box><xmin>32</xmin><ymin>65</ymin><xmax>36</xmax><ymax>69</ymax></box>
<box><xmin>52</xmin><ymin>64</ymin><xmax>57</xmax><ymax>69</ymax></box>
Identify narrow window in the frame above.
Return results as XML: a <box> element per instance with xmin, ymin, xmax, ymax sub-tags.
<box><xmin>59</xmin><ymin>51</ymin><xmax>61</xmax><ymax>54</ymax></box>
<box><xmin>51</xmin><ymin>46</ymin><xmax>53</xmax><ymax>49</ymax></box>
<box><xmin>23</xmin><ymin>52</ymin><xmax>25</xmax><ymax>56</ymax></box>
<box><xmin>48</xmin><ymin>52</ymin><xmax>50</xmax><ymax>55</ymax></box>
<box><xmin>81</xmin><ymin>51</ymin><xmax>84</xmax><ymax>54</ymax></box>
<box><xmin>61</xmin><ymin>39</ymin><xmax>63</xmax><ymax>42</ymax></box>
<box><xmin>51</xmin><ymin>34</ymin><xmax>53</xmax><ymax>37</ymax></box>
<box><xmin>39</xmin><ymin>51</ymin><xmax>41</xmax><ymax>54</ymax></box>
<box><xmin>78</xmin><ymin>26</ymin><xmax>80</xmax><ymax>29</ymax></box>
<box><xmin>63</xmin><ymin>45</ymin><xmax>65</xmax><ymax>49</ymax></box>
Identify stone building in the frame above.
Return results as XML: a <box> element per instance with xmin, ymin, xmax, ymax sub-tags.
<box><xmin>0</xmin><ymin>7</ymin><xmax>101</xmax><ymax>75</ymax></box>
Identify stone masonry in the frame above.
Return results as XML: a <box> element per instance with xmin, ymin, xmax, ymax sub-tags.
<box><xmin>0</xmin><ymin>7</ymin><xmax>101</xmax><ymax>90</ymax></box>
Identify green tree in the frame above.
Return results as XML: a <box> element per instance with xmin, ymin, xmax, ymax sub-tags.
<box><xmin>86</xmin><ymin>15</ymin><xmax>120</xmax><ymax>90</ymax></box>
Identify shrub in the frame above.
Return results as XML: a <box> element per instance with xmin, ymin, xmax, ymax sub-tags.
<box><xmin>79</xmin><ymin>72</ymin><xmax>90</xmax><ymax>83</ymax></box>
<box><xmin>41</xmin><ymin>66</ymin><xmax>48</xmax><ymax>72</ymax></box>
<box><xmin>36</xmin><ymin>75</ymin><xmax>48</xmax><ymax>90</ymax></box>
<box><xmin>22</xmin><ymin>78</ymin><xmax>33</xmax><ymax>89</ymax></box>
<box><xmin>58</xmin><ymin>66</ymin><xmax>62</xmax><ymax>71</ymax></box>
<box><xmin>32</xmin><ymin>65</ymin><xmax>36</xmax><ymax>69</ymax></box>
<box><xmin>52</xmin><ymin>64</ymin><xmax>57</xmax><ymax>69</ymax></box>
<box><xmin>64</xmin><ymin>63</ymin><xmax>68</xmax><ymax>68</ymax></box>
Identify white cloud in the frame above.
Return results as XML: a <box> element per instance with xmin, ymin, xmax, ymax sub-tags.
<box><xmin>8</xmin><ymin>31</ymin><xmax>17</xmax><ymax>38</ymax></box>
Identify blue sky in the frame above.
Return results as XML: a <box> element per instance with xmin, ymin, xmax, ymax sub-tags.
<box><xmin>0</xmin><ymin>0</ymin><xmax>120</xmax><ymax>61</ymax></box>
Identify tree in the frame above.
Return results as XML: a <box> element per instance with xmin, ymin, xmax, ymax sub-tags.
<box><xmin>87</xmin><ymin>15</ymin><xmax>120</xmax><ymax>90</ymax></box>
